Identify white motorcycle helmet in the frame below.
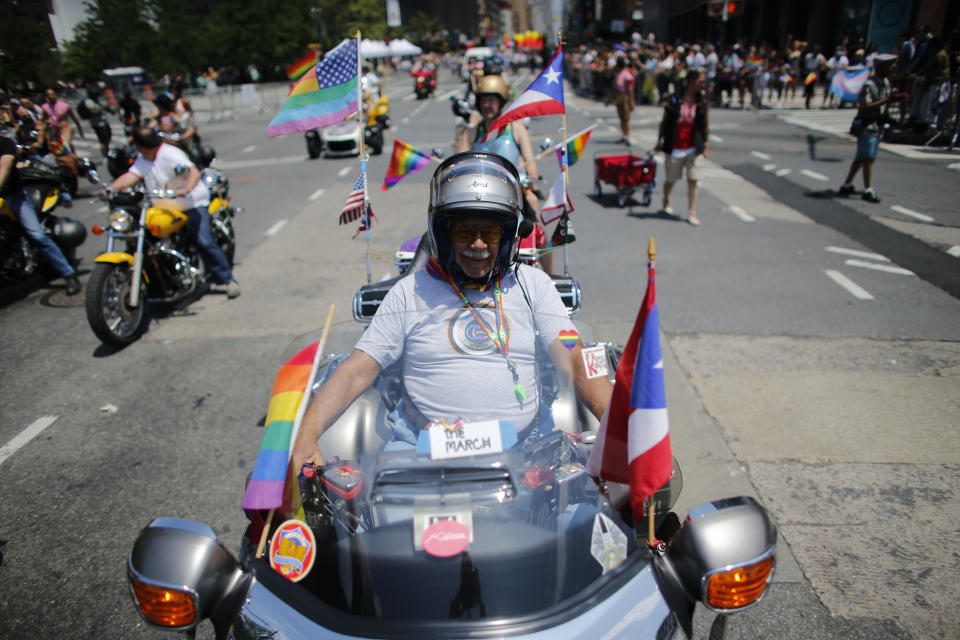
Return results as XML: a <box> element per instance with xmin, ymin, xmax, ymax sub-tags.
<box><xmin>428</xmin><ymin>151</ymin><xmax>523</xmax><ymax>278</ymax></box>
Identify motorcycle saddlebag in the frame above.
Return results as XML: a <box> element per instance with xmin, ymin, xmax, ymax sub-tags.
<box><xmin>17</xmin><ymin>159</ymin><xmax>60</xmax><ymax>186</ymax></box>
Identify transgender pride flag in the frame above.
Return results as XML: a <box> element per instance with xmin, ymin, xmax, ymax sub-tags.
<box><xmin>587</xmin><ymin>260</ymin><xmax>672</xmax><ymax>517</ymax></box>
<box><xmin>830</xmin><ymin>66</ymin><xmax>870</xmax><ymax>103</ymax></box>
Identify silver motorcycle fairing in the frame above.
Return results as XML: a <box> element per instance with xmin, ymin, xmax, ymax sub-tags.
<box><xmin>228</xmin><ymin>556</ymin><xmax>683</xmax><ymax>640</ymax></box>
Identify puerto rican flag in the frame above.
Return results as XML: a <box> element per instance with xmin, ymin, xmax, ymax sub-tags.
<box><xmin>587</xmin><ymin>261</ymin><xmax>672</xmax><ymax>518</ymax></box>
<box><xmin>481</xmin><ymin>45</ymin><xmax>564</xmax><ymax>142</ymax></box>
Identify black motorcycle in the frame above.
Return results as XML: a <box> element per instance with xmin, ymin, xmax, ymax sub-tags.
<box><xmin>107</xmin><ymin>128</ymin><xmax>215</xmax><ymax>179</ymax></box>
<box><xmin>0</xmin><ymin>151</ymin><xmax>87</xmax><ymax>283</ymax></box>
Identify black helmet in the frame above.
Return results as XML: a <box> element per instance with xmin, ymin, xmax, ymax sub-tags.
<box><xmin>51</xmin><ymin>216</ymin><xmax>87</xmax><ymax>248</ymax></box>
<box><xmin>428</xmin><ymin>151</ymin><xmax>522</xmax><ymax>277</ymax></box>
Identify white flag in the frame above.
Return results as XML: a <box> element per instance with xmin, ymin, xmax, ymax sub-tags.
<box><xmin>541</xmin><ymin>173</ymin><xmax>574</xmax><ymax>225</ymax></box>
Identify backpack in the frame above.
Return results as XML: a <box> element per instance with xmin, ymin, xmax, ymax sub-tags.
<box><xmin>76</xmin><ymin>99</ymin><xmax>91</xmax><ymax>120</ymax></box>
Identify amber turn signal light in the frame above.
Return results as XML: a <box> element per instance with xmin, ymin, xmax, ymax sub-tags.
<box><xmin>91</xmin><ymin>225</ymin><xmax>104</xmax><ymax>235</ymax></box>
<box><xmin>130</xmin><ymin>576</ymin><xmax>197</xmax><ymax>628</ymax></box>
<box><xmin>705</xmin><ymin>555</ymin><xmax>774</xmax><ymax>611</ymax></box>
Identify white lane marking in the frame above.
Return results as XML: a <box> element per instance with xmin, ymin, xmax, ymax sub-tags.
<box><xmin>890</xmin><ymin>205</ymin><xmax>934</xmax><ymax>223</ymax></box>
<box><xmin>338</xmin><ymin>166</ymin><xmax>352</xmax><ymax>178</ymax></box>
<box><xmin>844</xmin><ymin>259</ymin><xmax>914</xmax><ymax>275</ymax></box>
<box><xmin>97</xmin><ymin>206</ymin><xmax>108</xmax><ymax>213</ymax></box>
<box><xmin>711</xmin><ymin>135</ymin><xmax>723</xmax><ymax>143</ymax></box>
<box><xmin>402</xmin><ymin>93</ymin><xmax>417</xmax><ymax>102</ymax></box>
<box><xmin>800</xmin><ymin>169</ymin><xmax>829</xmax><ymax>181</ymax></box>
<box><xmin>309</xmin><ymin>188</ymin><xmax>325</xmax><ymax>201</ymax></box>
<box><xmin>401</xmin><ymin>116</ymin><xmax>410</xmax><ymax>124</ymax></box>
<box><xmin>825</xmin><ymin>270</ymin><xmax>874</xmax><ymax>300</ymax></box>
<box><xmin>949</xmin><ymin>162</ymin><xmax>960</xmax><ymax>171</ymax></box>
<box><xmin>948</xmin><ymin>245</ymin><xmax>960</xmax><ymax>258</ymax></box>
<box><xmin>762</xmin><ymin>163</ymin><xmax>777</xmax><ymax>172</ymax></box>
<box><xmin>775</xmin><ymin>168</ymin><xmax>792</xmax><ymax>177</ymax></box>
<box><xmin>216</xmin><ymin>156</ymin><xmax>306</xmax><ymax>170</ymax></box>
<box><xmin>0</xmin><ymin>416</ymin><xmax>58</xmax><ymax>468</ymax></box>
<box><xmin>242</xmin><ymin>145</ymin><xmax>256</xmax><ymax>153</ymax></box>
<box><xmin>751</xmin><ymin>151</ymin><xmax>772</xmax><ymax>160</ymax></box>
<box><xmin>264</xmin><ymin>219</ymin><xmax>288</xmax><ymax>237</ymax></box>
<box><xmin>727</xmin><ymin>205</ymin><xmax>755</xmax><ymax>222</ymax></box>
<box><xmin>826</xmin><ymin>246</ymin><xmax>890</xmax><ymax>261</ymax></box>
<box><xmin>437</xmin><ymin>87</ymin><xmax>461</xmax><ymax>100</ymax></box>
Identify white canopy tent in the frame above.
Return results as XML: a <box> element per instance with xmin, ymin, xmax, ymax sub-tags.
<box><xmin>359</xmin><ymin>38</ymin><xmax>423</xmax><ymax>59</ymax></box>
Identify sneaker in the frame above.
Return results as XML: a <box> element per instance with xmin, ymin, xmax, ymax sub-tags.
<box><xmin>838</xmin><ymin>183</ymin><xmax>855</xmax><ymax>196</ymax></box>
<box><xmin>862</xmin><ymin>189</ymin><xmax>881</xmax><ymax>203</ymax></box>
<box><xmin>64</xmin><ymin>273</ymin><xmax>82</xmax><ymax>296</ymax></box>
<box><xmin>687</xmin><ymin>214</ymin><xmax>701</xmax><ymax>227</ymax></box>
<box><xmin>225</xmin><ymin>280</ymin><xmax>241</xmax><ymax>298</ymax></box>
<box><xmin>662</xmin><ymin>204</ymin><xmax>675</xmax><ymax>216</ymax></box>
<box><xmin>60</xmin><ymin>192</ymin><xmax>73</xmax><ymax>208</ymax></box>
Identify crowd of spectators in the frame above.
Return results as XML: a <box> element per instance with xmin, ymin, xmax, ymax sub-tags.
<box><xmin>563</xmin><ymin>26</ymin><xmax>960</xmax><ymax>138</ymax></box>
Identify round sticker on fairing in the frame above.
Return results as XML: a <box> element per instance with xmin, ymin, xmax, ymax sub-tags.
<box><xmin>269</xmin><ymin>519</ymin><xmax>316</xmax><ymax>581</ymax></box>
<box><xmin>422</xmin><ymin>519</ymin><xmax>470</xmax><ymax>557</ymax></box>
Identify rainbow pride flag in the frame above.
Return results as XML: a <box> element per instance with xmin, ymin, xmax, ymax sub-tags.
<box><xmin>287</xmin><ymin>51</ymin><xmax>316</xmax><ymax>80</ymax></box>
<box><xmin>268</xmin><ymin>38</ymin><xmax>358</xmax><ymax>138</ymax></box>
<box><xmin>241</xmin><ymin>340</ymin><xmax>321</xmax><ymax>512</ymax></box>
<box><xmin>556</xmin><ymin>125</ymin><xmax>595</xmax><ymax>168</ymax></box>
<box><xmin>382</xmin><ymin>138</ymin><xmax>433</xmax><ymax>190</ymax></box>
<box><xmin>747</xmin><ymin>55</ymin><xmax>765</xmax><ymax>67</ymax></box>
<box><xmin>804</xmin><ymin>72</ymin><xmax>818</xmax><ymax>86</ymax></box>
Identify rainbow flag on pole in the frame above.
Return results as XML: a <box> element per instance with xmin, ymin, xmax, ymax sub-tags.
<box><xmin>268</xmin><ymin>38</ymin><xmax>358</xmax><ymax>138</ymax></box>
<box><xmin>242</xmin><ymin>340</ymin><xmax>321</xmax><ymax>512</ymax></box>
<box><xmin>556</xmin><ymin>125</ymin><xmax>595</xmax><ymax>168</ymax></box>
<box><xmin>382</xmin><ymin>138</ymin><xmax>433</xmax><ymax>190</ymax></box>
<box><xmin>286</xmin><ymin>51</ymin><xmax>316</xmax><ymax>80</ymax></box>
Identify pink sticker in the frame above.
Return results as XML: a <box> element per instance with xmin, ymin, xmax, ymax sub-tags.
<box><xmin>422</xmin><ymin>520</ymin><xmax>470</xmax><ymax>557</ymax></box>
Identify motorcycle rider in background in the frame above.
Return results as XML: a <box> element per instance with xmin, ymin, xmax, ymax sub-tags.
<box><xmin>119</xmin><ymin>91</ymin><xmax>142</xmax><ymax>127</ymax></box>
<box><xmin>108</xmin><ymin>127</ymin><xmax>240</xmax><ymax>298</ymax></box>
<box><xmin>41</xmin><ymin>88</ymin><xmax>84</xmax><ymax>151</ymax></box>
<box><xmin>0</xmin><ymin>134</ymin><xmax>81</xmax><ymax>294</ymax></box>
<box><xmin>292</xmin><ymin>151</ymin><xmax>609</xmax><ymax>474</ymax></box>
<box><xmin>454</xmin><ymin>75</ymin><xmax>554</xmax><ymax>274</ymax></box>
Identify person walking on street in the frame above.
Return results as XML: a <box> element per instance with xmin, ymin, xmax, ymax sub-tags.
<box><xmin>838</xmin><ymin>55</ymin><xmax>902</xmax><ymax>203</ymax></box>
<box><xmin>41</xmin><ymin>88</ymin><xmax>84</xmax><ymax>150</ymax></box>
<box><xmin>612</xmin><ymin>57</ymin><xmax>636</xmax><ymax>143</ymax></box>
<box><xmin>657</xmin><ymin>68</ymin><xmax>709</xmax><ymax>226</ymax></box>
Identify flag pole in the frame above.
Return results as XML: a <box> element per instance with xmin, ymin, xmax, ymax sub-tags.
<box><xmin>556</xmin><ymin>29</ymin><xmax>570</xmax><ymax>276</ymax></box>
<box><xmin>646</xmin><ymin>236</ymin><xmax>657</xmax><ymax>548</ymax></box>
<box><xmin>355</xmin><ymin>30</ymin><xmax>372</xmax><ymax>284</ymax></box>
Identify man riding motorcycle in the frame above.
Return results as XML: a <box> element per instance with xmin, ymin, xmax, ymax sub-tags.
<box><xmin>108</xmin><ymin>126</ymin><xmax>240</xmax><ymax>298</ymax></box>
<box><xmin>0</xmin><ymin>133</ymin><xmax>81</xmax><ymax>294</ymax></box>
<box><xmin>454</xmin><ymin>75</ymin><xmax>555</xmax><ymax>273</ymax></box>
<box><xmin>292</xmin><ymin>151</ymin><xmax>609</xmax><ymax>473</ymax></box>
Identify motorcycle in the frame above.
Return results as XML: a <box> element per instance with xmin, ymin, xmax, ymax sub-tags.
<box><xmin>127</xmin><ymin>286</ymin><xmax>777</xmax><ymax>638</ymax></box>
<box><xmin>0</xmin><ymin>150</ymin><xmax>87</xmax><ymax>283</ymax></box>
<box><xmin>413</xmin><ymin>68</ymin><xmax>438</xmax><ymax>99</ymax></box>
<box><xmin>82</xmin><ymin>165</ymin><xmax>235</xmax><ymax>347</ymax></box>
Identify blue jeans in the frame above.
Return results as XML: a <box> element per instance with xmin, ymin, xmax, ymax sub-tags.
<box><xmin>8</xmin><ymin>191</ymin><xmax>74</xmax><ymax>277</ymax></box>
<box><xmin>184</xmin><ymin>206</ymin><xmax>233</xmax><ymax>285</ymax></box>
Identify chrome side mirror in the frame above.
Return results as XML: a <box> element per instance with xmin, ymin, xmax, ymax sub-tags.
<box><xmin>663</xmin><ymin>496</ymin><xmax>777</xmax><ymax>613</ymax></box>
<box><xmin>128</xmin><ymin>518</ymin><xmax>249</xmax><ymax>634</ymax></box>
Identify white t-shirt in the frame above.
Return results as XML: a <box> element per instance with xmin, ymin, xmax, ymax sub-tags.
<box><xmin>356</xmin><ymin>264</ymin><xmax>574</xmax><ymax>428</ymax></box>
<box><xmin>130</xmin><ymin>143</ymin><xmax>209</xmax><ymax>209</ymax></box>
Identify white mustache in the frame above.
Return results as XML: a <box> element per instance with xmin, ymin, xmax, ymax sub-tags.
<box><xmin>461</xmin><ymin>248</ymin><xmax>492</xmax><ymax>260</ymax></box>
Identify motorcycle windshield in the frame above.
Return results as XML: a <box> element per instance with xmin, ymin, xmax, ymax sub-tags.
<box><xmin>264</xmin><ymin>309</ymin><xmax>646</xmax><ymax>625</ymax></box>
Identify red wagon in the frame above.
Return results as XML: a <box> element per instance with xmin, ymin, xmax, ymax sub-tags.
<box><xmin>593</xmin><ymin>152</ymin><xmax>657</xmax><ymax>208</ymax></box>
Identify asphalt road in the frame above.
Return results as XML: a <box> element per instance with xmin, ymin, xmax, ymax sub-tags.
<box><xmin>1</xmin><ymin>69</ymin><xmax>957</xmax><ymax>638</ymax></box>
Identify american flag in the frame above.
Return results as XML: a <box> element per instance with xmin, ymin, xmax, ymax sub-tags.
<box><xmin>340</xmin><ymin>173</ymin><xmax>366</xmax><ymax>224</ymax></box>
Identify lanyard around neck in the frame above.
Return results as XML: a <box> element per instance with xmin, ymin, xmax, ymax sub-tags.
<box><xmin>438</xmin><ymin>267</ymin><xmax>526</xmax><ymax>404</ymax></box>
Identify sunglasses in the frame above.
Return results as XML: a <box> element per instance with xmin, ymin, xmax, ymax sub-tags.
<box><xmin>451</xmin><ymin>224</ymin><xmax>502</xmax><ymax>244</ymax></box>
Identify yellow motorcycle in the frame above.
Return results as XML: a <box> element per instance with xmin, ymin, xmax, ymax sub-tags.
<box><xmin>0</xmin><ymin>152</ymin><xmax>86</xmax><ymax>283</ymax></box>
<box><xmin>83</xmin><ymin>166</ymin><xmax>234</xmax><ymax>347</ymax></box>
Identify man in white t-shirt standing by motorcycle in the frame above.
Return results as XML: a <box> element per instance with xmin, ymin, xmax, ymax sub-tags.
<box><xmin>292</xmin><ymin>152</ymin><xmax>610</xmax><ymax>473</ymax></box>
<box><xmin>108</xmin><ymin>127</ymin><xmax>240</xmax><ymax>298</ymax></box>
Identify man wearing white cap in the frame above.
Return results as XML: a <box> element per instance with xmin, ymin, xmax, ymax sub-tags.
<box><xmin>838</xmin><ymin>54</ymin><xmax>902</xmax><ymax>203</ymax></box>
